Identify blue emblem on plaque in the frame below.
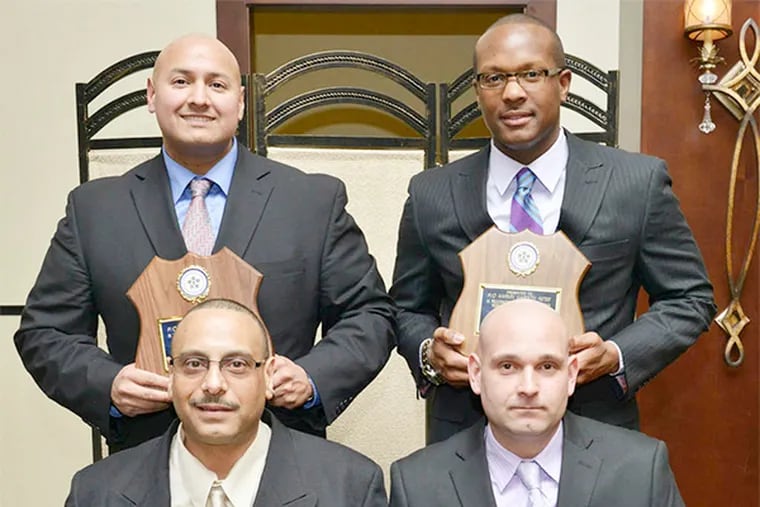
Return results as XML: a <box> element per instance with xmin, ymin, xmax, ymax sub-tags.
<box><xmin>158</xmin><ymin>317</ymin><xmax>182</xmax><ymax>371</ymax></box>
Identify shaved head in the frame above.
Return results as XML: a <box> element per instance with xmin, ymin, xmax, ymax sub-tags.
<box><xmin>153</xmin><ymin>34</ymin><xmax>241</xmax><ymax>84</ymax></box>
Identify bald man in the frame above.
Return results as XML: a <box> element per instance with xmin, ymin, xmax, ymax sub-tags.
<box><xmin>66</xmin><ymin>299</ymin><xmax>387</xmax><ymax>506</ymax></box>
<box><xmin>16</xmin><ymin>34</ymin><xmax>395</xmax><ymax>452</ymax></box>
<box><xmin>389</xmin><ymin>300</ymin><xmax>684</xmax><ymax>507</ymax></box>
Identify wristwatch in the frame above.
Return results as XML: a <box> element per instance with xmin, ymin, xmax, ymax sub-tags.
<box><xmin>420</xmin><ymin>338</ymin><xmax>445</xmax><ymax>386</ymax></box>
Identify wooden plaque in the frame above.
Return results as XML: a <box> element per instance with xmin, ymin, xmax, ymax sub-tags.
<box><xmin>450</xmin><ymin>227</ymin><xmax>590</xmax><ymax>354</ymax></box>
<box><xmin>127</xmin><ymin>247</ymin><xmax>265</xmax><ymax>375</ymax></box>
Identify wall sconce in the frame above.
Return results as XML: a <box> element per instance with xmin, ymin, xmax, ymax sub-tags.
<box><xmin>684</xmin><ymin>0</ymin><xmax>733</xmax><ymax>133</ymax></box>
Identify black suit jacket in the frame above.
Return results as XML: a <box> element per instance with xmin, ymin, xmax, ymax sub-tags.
<box><xmin>390</xmin><ymin>133</ymin><xmax>716</xmax><ymax>442</ymax></box>
<box><xmin>389</xmin><ymin>412</ymin><xmax>685</xmax><ymax>507</ymax></box>
<box><xmin>15</xmin><ymin>145</ymin><xmax>395</xmax><ymax>447</ymax></box>
<box><xmin>65</xmin><ymin>411</ymin><xmax>387</xmax><ymax>506</ymax></box>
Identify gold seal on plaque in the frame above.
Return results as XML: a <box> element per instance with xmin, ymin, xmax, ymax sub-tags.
<box><xmin>508</xmin><ymin>241</ymin><xmax>540</xmax><ymax>277</ymax></box>
<box><xmin>177</xmin><ymin>265</ymin><xmax>211</xmax><ymax>303</ymax></box>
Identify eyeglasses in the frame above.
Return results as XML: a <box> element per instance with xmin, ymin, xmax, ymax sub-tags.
<box><xmin>169</xmin><ymin>354</ymin><xmax>266</xmax><ymax>379</ymax></box>
<box><xmin>475</xmin><ymin>68</ymin><xmax>566</xmax><ymax>90</ymax></box>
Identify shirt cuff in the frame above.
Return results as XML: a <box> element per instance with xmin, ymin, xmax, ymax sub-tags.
<box><xmin>302</xmin><ymin>375</ymin><xmax>321</xmax><ymax>409</ymax></box>
<box><xmin>607</xmin><ymin>340</ymin><xmax>625</xmax><ymax>376</ymax></box>
<box><xmin>109</xmin><ymin>405</ymin><xmax>123</xmax><ymax>418</ymax></box>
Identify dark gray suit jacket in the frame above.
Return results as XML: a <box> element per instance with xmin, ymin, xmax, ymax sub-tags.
<box><xmin>389</xmin><ymin>412</ymin><xmax>685</xmax><ymax>507</ymax></box>
<box><xmin>65</xmin><ymin>411</ymin><xmax>387</xmax><ymax>506</ymax></box>
<box><xmin>15</xmin><ymin>145</ymin><xmax>395</xmax><ymax>448</ymax></box>
<box><xmin>390</xmin><ymin>133</ymin><xmax>715</xmax><ymax>442</ymax></box>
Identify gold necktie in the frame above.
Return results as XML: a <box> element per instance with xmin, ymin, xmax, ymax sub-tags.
<box><xmin>206</xmin><ymin>480</ymin><xmax>232</xmax><ymax>507</ymax></box>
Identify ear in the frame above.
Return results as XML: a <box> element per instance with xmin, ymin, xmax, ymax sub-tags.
<box><xmin>263</xmin><ymin>356</ymin><xmax>276</xmax><ymax>401</ymax></box>
<box><xmin>468</xmin><ymin>353</ymin><xmax>482</xmax><ymax>395</ymax></box>
<box><xmin>238</xmin><ymin>85</ymin><xmax>245</xmax><ymax>122</ymax></box>
<box><xmin>146</xmin><ymin>77</ymin><xmax>157</xmax><ymax>113</ymax></box>
<box><xmin>558</xmin><ymin>68</ymin><xmax>572</xmax><ymax>103</ymax></box>
<box><xmin>566</xmin><ymin>354</ymin><xmax>579</xmax><ymax>397</ymax></box>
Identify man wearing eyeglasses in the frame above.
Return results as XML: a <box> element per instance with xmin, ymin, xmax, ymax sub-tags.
<box><xmin>66</xmin><ymin>298</ymin><xmax>387</xmax><ymax>506</ymax></box>
<box><xmin>390</xmin><ymin>13</ymin><xmax>715</xmax><ymax>444</ymax></box>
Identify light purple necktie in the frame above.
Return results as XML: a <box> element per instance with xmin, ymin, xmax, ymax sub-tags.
<box><xmin>182</xmin><ymin>178</ymin><xmax>214</xmax><ymax>256</ymax></box>
<box><xmin>509</xmin><ymin>167</ymin><xmax>543</xmax><ymax>234</ymax></box>
<box><xmin>516</xmin><ymin>460</ymin><xmax>549</xmax><ymax>507</ymax></box>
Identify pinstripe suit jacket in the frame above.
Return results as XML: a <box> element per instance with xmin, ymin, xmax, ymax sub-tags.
<box><xmin>390</xmin><ymin>132</ymin><xmax>715</xmax><ymax>443</ymax></box>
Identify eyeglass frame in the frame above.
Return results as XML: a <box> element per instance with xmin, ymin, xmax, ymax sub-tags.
<box><xmin>474</xmin><ymin>67</ymin><xmax>567</xmax><ymax>90</ymax></box>
<box><xmin>168</xmin><ymin>353</ymin><xmax>268</xmax><ymax>379</ymax></box>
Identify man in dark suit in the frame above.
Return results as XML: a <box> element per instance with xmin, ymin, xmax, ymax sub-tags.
<box><xmin>389</xmin><ymin>300</ymin><xmax>684</xmax><ymax>507</ymax></box>
<box><xmin>15</xmin><ymin>34</ymin><xmax>395</xmax><ymax>451</ymax></box>
<box><xmin>66</xmin><ymin>299</ymin><xmax>387</xmax><ymax>506</ymax></box>
<box><xmin>390</xmin><ymin>13</ymin><xmax>715</xmax><ymax>443</ymax></box>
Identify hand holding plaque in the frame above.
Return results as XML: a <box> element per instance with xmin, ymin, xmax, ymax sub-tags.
<box><xmin>126</xmin><ymin>247</ymin><xmax>266</xmax><ymax>375</ymax></box>
<box><xmin>449</xmin><ymin>227</ymin><xmax>590</xmax><ymax>355</ymax></box>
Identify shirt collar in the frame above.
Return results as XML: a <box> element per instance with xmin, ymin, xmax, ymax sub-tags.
<box><xmin>484</xmin><ymin>421</ymin><xmax>564</xmax><ymax>493</ymax></box>
<box><xmin>164</xmin><ymin>138</ymin><xmax>238</xmax><ymax>204</ymax></box>
<box><xmin>488</xmin><ymin>128</ymin><xmax>569</xmax><ymax>197</ymax></box>
<box><xmin>170</xmin><ymin>419</ymin><xmax>271</xmax><ymax>506</ymax></box>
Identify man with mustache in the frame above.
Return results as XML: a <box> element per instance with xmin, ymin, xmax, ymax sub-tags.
<box><xmin>389</xmin><ymin>300</ymin><xmax>684</xmax><ymax>507</ymax></box>
<box><xmin>390</xmin><ymin>13</ymin><xmax>715</xmax><ymax>443</ymax></box>
<box><xmin>66</xmin><ymin>298</ymin><xmax>387</xmax><ymax>506</ymax></box>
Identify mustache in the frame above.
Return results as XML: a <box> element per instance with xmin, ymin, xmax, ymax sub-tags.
<box><xmin>190</xmin><ymin>395</ymin><xmax>239</xmax><ymax>409</ymax></box>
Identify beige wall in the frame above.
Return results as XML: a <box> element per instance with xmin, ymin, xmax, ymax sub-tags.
<box><xmin>0</xmin><ymin>2</ymin><xmax>215</xmax><ymax>505</ymax></box>
<box><xmin>1</xmin><ymin>1</ymin><xmax>636</xmax><ymax>505</ymax></box>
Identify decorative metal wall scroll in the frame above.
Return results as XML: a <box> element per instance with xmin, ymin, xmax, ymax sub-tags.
<box><xmin>702</xmin><ymin>18</ymin><xmax>760</xmax><ymax>367</ymax></box>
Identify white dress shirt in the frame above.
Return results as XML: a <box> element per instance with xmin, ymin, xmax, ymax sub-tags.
<box><xmin>169</xmin><ymin>422</ymin><xmax>271</xmax><ymax>507</ymax></box>
<box><xmin>486</xmin><ymin>130</ymin><xmax>568</xmax><ymax>234</ymax></box>
<box><xmin>485</xmin><ymin>423</ymin><xmax>563</xmax><ymax>507</ymax></box>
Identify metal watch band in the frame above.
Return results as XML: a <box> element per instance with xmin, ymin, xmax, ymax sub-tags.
<box><xmin>420</xmin><ymin>337</ymin><xmax>445</xmax><ymax>386</ymax></box>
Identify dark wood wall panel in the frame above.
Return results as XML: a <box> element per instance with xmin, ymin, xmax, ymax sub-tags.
<box><xmin>639</xmin><ymin>1</ymin><xmax>759</xmax><ymax>505</ymax></box>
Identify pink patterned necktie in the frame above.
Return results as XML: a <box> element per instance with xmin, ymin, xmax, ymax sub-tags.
<box><xmin>509</xmin><ymin>167</ymin><xmax>544</xmax><ymax>234</ymax></box>
<box><xmin>182</xmin><ymin>178</ymin><xmax>214</xmax><ymax>256</ymax></box>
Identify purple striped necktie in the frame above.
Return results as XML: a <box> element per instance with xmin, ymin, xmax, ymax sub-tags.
<box><xmin>509</xmin><ymin>167</ymin><xmax>543</xmax><ymax>234</ymax></box>
<box><xmin>182</xmin><ymin>178</ymin><xmax>215</xmax><ymax>256</ymax></box>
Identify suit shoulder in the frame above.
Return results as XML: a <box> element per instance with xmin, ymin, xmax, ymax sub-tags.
<box><xmin>71</xmin><ymin>436</ymin><xmax>163</xmax><ymax>484</ymax></box>
<box><xmin>68</xmin><ymin>154</ymin><xmax>162</xmax><ymax>198</ymax></box>
<box><xmin>571</xmin><ymin>414</ymin><xmax>665</xmax><ymax>453</ymax></box>
<box><xmin>241</xmin><ymin>150</ymin><xmax>344</xmax><ymax>192</ymax></box>
<box><xmin>393</xmin><ymin>427</ymin><xmax>470</xmax><ymax>471</ymax></box>
<box><xmin>288</xmin><ymin>428</ymin><xmax>381</xmax><ymax>473</ymax></box>
<box><xmin>569</xmin><ymin>135</ymin><xmax>665</xmax><ymax>172</ymax></box>
<box><xmin>409</xmin><ymin>150</ymin><xmax>484</xmax><ymax>186</ymax></box>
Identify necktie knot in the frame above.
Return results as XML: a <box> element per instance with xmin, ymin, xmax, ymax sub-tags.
<box><xmin>190</xmin><ymin>178</ymin><xmax>212</xmax><ymax>198</ymax></box>
<box><xmin>516</xmin><ymin>460</ymin><xmax>547</xmax><ymax>506</ymax></box>
<box><xmin>516</xmin><ymin>167</ymin><xmax>537</xmax><ymax>192</ymax></box>
<box><xmin>206</xmin><ymin>480</ymin><xmax>231</xmax><ymax>507</ymax></box>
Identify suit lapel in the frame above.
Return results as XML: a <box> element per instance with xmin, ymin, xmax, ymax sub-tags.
<box><xmin>129</xmin><ymin>155</ymin><xmax>186</xmax><ymax>260</ymax></box>
<box><xmin>215</xmin><ymin>146</ymin><xmax>274</xmax><ymax>258</ymax></box>
<box><xmin>118</xmin><ymin>424</ymin><xmax>174</xmax><ymax>506</ymax></box>
<box><xmin>448</xmin><ymin>422</ymin><xmax>498</xmax><ymax>507</ymax></box>
<box><xmin>450</xmin><ymin>147</ymin><xmax>494</xmax><ymax>242</ymax></box>
<box><xmin>254</xmin><ymin>413</ymin><xmax>316</xmax><ymax>507</ymax></box>
<box><xmin>556</xmin><ymin>413</ymin><xmax>602</xmax><ymax>507</ymax></box>
<box><xmin>558</xmin><ymin>133</ymin><xmax>612</xmax><ymax>243</ymax></box>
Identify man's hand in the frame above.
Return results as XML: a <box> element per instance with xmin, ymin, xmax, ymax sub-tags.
<box><xmin>570</xmin><ymin>332</ymin><xmax>620</xmax><ymax>385</ymax></box>
<box><xmin>429</xmin><ymin>327</ymin><xmax>470</xmax><ymax>387</ymax></box>
<box><xmin>268</xmin><ymin>355</ymin><xmax>314</xmax><ymax>409</ymax></box>
<box><xmin>110</xmin><ymin>363</ymin><xmax>171</xmax><ymax>417</ymax></box>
